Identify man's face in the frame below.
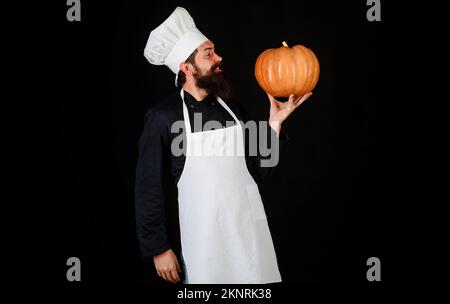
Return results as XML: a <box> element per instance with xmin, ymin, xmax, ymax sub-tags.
<box><xmin>193</xmin><ymin>40</ymin><xmax>223</xmax><ymax>76</ymax></box>
<box><xmin>190</xmin><ymin>40</ymin><xmax>232</xmax><ymax>99</ymax></box>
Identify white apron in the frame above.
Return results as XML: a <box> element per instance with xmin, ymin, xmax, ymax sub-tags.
<box><xmin>177</xmin><ymin>90</ymin><xmax>282</xmax><ymax>284</ymax></box>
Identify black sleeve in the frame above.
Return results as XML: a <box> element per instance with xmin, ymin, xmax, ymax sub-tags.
<box><xmin>135</xmin><ymin>109</ymin><xmax>171</xmax><ymax>258</ymax></box>
<box><xmin>235</xmin><ymin>102</ymin><xmax>289</xmax><ymax>184</ymax></box>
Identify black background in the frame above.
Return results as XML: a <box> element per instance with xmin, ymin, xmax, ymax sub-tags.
<box><xmin>51</xmin><ymin>0</ymin><xmax>448</xmax><ymax>293</ymax></box>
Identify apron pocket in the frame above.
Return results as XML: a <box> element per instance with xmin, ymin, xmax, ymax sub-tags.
<box><xmin>245</xmin><ymin>183</ymin><xmax>267</xmax><ymax>221</ymax></box>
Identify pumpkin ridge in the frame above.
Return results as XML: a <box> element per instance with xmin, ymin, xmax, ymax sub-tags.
<box><xmin>297</xmin><ymin>45</ymin><xmax>309</xmax><ymax>95</ymax></box>
<box><xmin>285</xmin><ymin>47</ymin><xmax>296</xmax><ymax>96</ymax></box>
<box><xmin>278</xmin><ymin>47</ymin><xmax>291</xmax><ymax>96</ymax></box>
<box><xmin>274</xmin><ymin>47</ymin><xmax>283</xmax><ymax>96</ymax></box>
<box><xmin>303</xmin><ymin>46</ymin><xmax>315</xmax><ymax>93</ymax></box>
<box><xmin>263</xmin><ymin>50</ymin><xmax>274</xmax><ymax>95</ymax></box>
<box><xmin>290</xmin><ymin>47</ymin><xmax>298</xmax><ymax>95</ymax></box>
<box><xmin>292</xmin><ymin>46</ymin><xmax>304</xmax><ymax>95</ymax></box>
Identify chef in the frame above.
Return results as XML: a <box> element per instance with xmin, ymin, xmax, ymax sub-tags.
<box><xmin>135</xmin><ymin>7</ymin><xmax>312</xmax><ymax>284</ymax></box>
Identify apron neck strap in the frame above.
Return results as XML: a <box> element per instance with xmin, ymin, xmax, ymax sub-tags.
<box><xmin>179</xmin><ymin>89</ymin><xmax>241</xmax><ymax>135</ymax></box>
<box><xmin>215</xmin><ymin>96</ymin><xmax>241</xmax><ymax>126</ymax></box>
<box><xmin>180</xmin><ymin>89</ymin><xmax>192</xmax><ymax>135</ymax></box>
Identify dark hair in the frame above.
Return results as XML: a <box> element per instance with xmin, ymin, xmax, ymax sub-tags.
<box><xmin>176</xmin><ymin>49</ymin><xmax>198</xmax><ymax>88</ymax></box>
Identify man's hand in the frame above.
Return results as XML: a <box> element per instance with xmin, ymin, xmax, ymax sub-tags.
<box><xmin>267</xmin><ymin>92</ymin><xmax>313</xmax><ymax>136</ymax></box>
<box><xmin>153</xmin><ymin>249</ymin><xmax>181</xmax><ymax>284</ymax></box>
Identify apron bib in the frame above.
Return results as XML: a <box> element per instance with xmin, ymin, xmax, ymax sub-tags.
<box><xmin>177</xmin><ymin>89</ymin><xmax>282</xmax><ymax>284</ymax></box>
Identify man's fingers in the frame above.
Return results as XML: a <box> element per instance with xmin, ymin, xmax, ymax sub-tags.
<box><xmin>164</xmin><ymin>270</ymin><xmax>176</xmax><ymax>283</ymax></box>
<box><xmin>303</xmin><ymin>92</ymin><xmax>313</xmax><ymax>100</ymax></box>
<box><xmin>294</xmin><ymin>92</ymin><xmax>313</xmax><ymax>107</ymax></box>
<box><xmin>167</xmin><ymin>269</ymin><xmax>179</xmax><ymax>283</ymax></box>
<box><xmin>160</xmin><ymin>271</ymin><xmax>170</xmax><ymax>282</ymax></box>
<box><xmin>281</xmin><ymin>94</ymin><xmax>293</xmax><ymax>108</ymax></box>
<box><xmin>292</xmin><ymin>96</ymin><xmax>302</xmax><ymax>105</ymax></box>
<box><xmin>171</xmin><ymin>269</ymin><xmax>181</xmax><ymax>283</ymax></box>
<box><xmin>160</xmin><ymin>267</ymin><xmax>179</xmax><ymax>283</ymax></box>
<box><xmin>267</xmin><ymin>94</ymin><xmax>276</xmax><ymax>106</ymax></box>
<box><xmin>157</xmin><ymin>269</ymin><xmax>173</xmax><ymax>283</ymax></box>
<box><xmin>166</xmin><ymin>271</ymin><xmax>174</xmax><ymax>283</ymax></box>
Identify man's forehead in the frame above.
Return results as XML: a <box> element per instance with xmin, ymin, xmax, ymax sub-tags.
<box><xmin>198</xmin><ymin>40</ymin><xmax>215</xmax><ymax>50</ymax></box>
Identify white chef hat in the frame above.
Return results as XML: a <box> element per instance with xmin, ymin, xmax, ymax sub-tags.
<box><xmin>144</xmin><ymin>7</ymin><xmax>209</xmax><ymax>86</ymax></box>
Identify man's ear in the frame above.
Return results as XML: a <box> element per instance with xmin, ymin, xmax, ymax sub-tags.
<box><xmin>179</xmin><ymin>62</ymin><xmax>190</xmax><ymax>74</ymax></box>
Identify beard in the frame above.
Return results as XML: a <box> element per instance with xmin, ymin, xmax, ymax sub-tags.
<box><xmin>193</xmin><ymin>63</ymin><xmax>233</xmax><ymax>99</ymax></box>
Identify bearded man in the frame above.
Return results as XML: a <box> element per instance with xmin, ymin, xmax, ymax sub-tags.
<box><xmin>135</xmin><ymin>7</ymin><xmax>312</xmax><ymax>284</ymax></box>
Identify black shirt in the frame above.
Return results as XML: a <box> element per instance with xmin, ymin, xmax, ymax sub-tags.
<box><xmin>135</xmin><ymin>90</ymin><xmax>289</xmax><ymax>257</ymax></box>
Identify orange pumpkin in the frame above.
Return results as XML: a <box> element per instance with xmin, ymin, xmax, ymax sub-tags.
<box><xmin>254</xmin><ymin>41</ymin><xmax>320</xmax><ymax>97</ymax></box>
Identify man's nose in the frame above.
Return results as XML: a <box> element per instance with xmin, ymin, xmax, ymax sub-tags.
<box><xmin>214</xmin><ymin>53</ymin><xmax>222</xmax><ymax>63</ymax></box>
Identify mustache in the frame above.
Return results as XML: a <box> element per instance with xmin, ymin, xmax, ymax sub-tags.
<box><xmin>210</xmin><ymin>62</ymin><xmax>223</xmax><ymax>71</ymax></box>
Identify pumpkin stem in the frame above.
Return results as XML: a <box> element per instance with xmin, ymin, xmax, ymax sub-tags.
<box><xmin>282</xmin><ymin>41</ymin><xmax>289</xmax><ymax>47</ymax></box>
